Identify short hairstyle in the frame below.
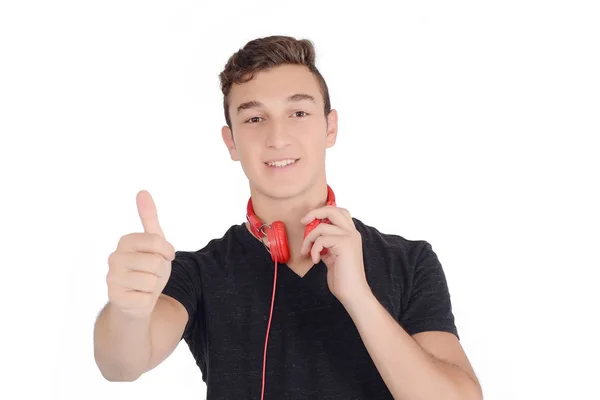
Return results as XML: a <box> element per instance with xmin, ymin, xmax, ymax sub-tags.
<box><xmin>218</xmin><ymin>35</ymin><xmax>331</xmax><ymax>128</ymax></box>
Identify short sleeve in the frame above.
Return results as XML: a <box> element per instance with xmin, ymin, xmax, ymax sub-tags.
<box><xmin>161</xmin><ymin>251</ymin><xmax>202</xmax><ymax>341</ymax></box>
<box><xmin>399</xmin><ymin>242</ymin><xmax>459</xmax><ymax>339</ymax></box>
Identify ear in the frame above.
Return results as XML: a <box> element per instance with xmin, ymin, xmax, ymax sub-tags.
<box><xmin>221</xmin><ymin>125</ymin><xmax>239</xmax><ymax>161</ymax></box>
<box><xmin>325</xmin><ymin>109</ymin><xmax>338</xmax><ymax>148</ymax></box>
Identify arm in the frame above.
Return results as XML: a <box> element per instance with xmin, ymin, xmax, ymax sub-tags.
<box><xmin>94</xmin><ymin>190</ymin><xmax>199</xmax><ymax>381</ymax></box>
<box><xmin>344</xmin><ymin>289</ymin><xmax>482</xmax><ymax>400</ymax></box>
<box><xmin>93</xmin><ymin>293</ymin><xmax>188</xmax><ymax>382</ymax></box>
<box><xmin>299</xmin><ymin>207</ymin><xmax>480</xmax><ymax>399</ymax></box>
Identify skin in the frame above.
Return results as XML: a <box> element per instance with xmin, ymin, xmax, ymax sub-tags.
<box><xmin>221</xmin><ymin>64</ymin><xmax>483</xmax><ymax>400</ymax></box>
<box><xmin>221</xmin><ymin>64</ymin><xmax>338</xmax><ymax>271</ymax></box>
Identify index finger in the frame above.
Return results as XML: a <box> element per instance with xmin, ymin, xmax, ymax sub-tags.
<box><xmin>300</xmin><ymin>206</ymin><xmax>354</xmax><ymax>231</ymax></box>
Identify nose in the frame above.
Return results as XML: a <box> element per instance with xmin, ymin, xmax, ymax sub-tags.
<box><xmin>264</xmin><ymin>120</ymin><xmax>290</xmax><ymax>149</ymax></box>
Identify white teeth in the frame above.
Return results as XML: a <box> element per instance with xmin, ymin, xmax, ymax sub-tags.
<box><xmin>267</xmin><ymin>159</ymin><xmax>297</xmax><ymax>167</ymax></box>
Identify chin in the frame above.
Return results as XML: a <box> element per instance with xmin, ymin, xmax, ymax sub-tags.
<box><xmin>257</xmin><ymin>181</ymin><xmax>305</xmax><ymax>200</ymax></box>
<box><xmin>250</xmin><ymin>176</ymin><xmax>313</xmax><ymax>201</ymax></box>
<box><xmin>246</xmin><ymin>158</ymin><xmax>324</xmax><ymax>200</ymax></box>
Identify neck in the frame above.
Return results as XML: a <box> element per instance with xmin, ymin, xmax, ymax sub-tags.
<box><xmin>247</xmin><ymin>179</ymin><xmax>329</xmax><ymax>264</ymax></box>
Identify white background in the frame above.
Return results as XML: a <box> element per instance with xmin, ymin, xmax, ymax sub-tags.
<box><xmin>1</xmin><ymin>1</ymin><xmax>598</xmax><ymax>399</ymax></box>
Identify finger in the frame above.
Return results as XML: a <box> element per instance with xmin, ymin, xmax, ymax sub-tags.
<box><xmin>110</xmin><ymin>251</ymin><xmax>171</xmax><ymax>278</ymax></box>
<box><xmin>301</xmin><ymin>206</ymin><xmax>354</xmax><ymax>230</ymax></box>
<box><xmin>119</xmin><ymin>270</ymin><xmax>161</xmax><ymax>293</ymax></box>
<box><xmin>136</xmin><ymin>190</ymin><xmax>165</xmax><ymax>238</ymax></box>
<box><xmin>310</xmin><ymin>235</ymin><xmax>342</xmax><ymax>264</ymax></box>
<box><xmin>117</xmin><ymin>233</ymin><xmax>176</xmax><ymax>261</ymax></box>
<box><xmin>300</xmin><ymin>223</ymin><xmax>345</xmax><ymax>255</ymax></box>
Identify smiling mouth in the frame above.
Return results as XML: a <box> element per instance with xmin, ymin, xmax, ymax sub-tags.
<box><xmin>264</xmin><ymin>158</ymin><xmax>299</xmax><ymax>168</ymax></box>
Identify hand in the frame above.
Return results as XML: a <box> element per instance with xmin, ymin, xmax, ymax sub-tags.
<box><xmin>106</xmin><ymin>190</ymin><xmax>175</xmax><ymax>319</ymax></box>
<box><xmin>299</xmin><ymin>206</ymin><xmax>371</xmax><ymax>305</ymax></box>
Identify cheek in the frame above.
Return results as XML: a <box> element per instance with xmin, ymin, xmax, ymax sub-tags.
<box><xmin>303</xmin><ymin>127</ymin><xmax>328</xmax><ymax>147</ymax></box>
<box><xmin>236</xmin><ymin>142</ymin><xmax>264</xmax><ymax>167</ymax></box>
<box><xmin>294</xmin><ymin>119</ymin><xmax>324</xmax><ymax>137</ymax></box>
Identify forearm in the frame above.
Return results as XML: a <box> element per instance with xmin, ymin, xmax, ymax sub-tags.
<box><xmin>344</xmin><ymin>289</ymin><xmax>481</xmax><ymax>400</ymax></box>
<box><xmin>93</xmin><ymin>302</ymin><xmax>152</xmax><ymax>381</ymax></box>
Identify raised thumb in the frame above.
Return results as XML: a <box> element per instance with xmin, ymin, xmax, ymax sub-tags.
<box><xmin>136</xmin><ymin>190</ymin><xmax>166</xmax><ymax>238</ymax></box>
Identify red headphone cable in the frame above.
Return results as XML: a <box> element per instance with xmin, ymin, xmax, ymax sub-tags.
<box><xmin>261</xmin><ymin>259</ymin><xmax>278</xmax><ymax>400</ymax></box>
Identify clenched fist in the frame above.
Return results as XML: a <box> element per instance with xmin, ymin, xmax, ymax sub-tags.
<box><xmin>106</xmin><ymin>190</ymin><xmax>175</xmax><ymax>319</ymax></box>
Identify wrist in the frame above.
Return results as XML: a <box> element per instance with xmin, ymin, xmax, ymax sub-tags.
<box><xmin>339</xmin><ymin>283</ymin><xmax>376</xmax><ymax>315</ymax></box>
<box><xmin>108</xmin><ymin>302</ymin><xmax>153</xmax><ymax>326</ymax></box>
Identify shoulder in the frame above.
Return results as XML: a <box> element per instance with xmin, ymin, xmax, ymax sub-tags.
<box><xmin>352</xmin><ymin>217</ymin><xmax>434</xmax><ymax>268</ymax></box>
<box><xmin>352</xmin><ymin>218</ymin><xmax>451</xmax><ymax>322</ymax></box>
<box><xmin>352</xmin><ymin>217</ymin><xmax>448</xmax><ymax>297</ymax></box>
<box><xmin>172</xmin><ymin>223</ymin><xmax>246</xmax><ymax>272</ymax></box>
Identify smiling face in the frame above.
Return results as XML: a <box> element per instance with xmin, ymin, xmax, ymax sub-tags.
<box><xmin>222</xmin><ymin>64</ymin><xmax>338</xmax><ymax>200</ymax></box>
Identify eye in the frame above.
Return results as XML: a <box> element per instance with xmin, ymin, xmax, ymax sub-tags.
<box><xmin>292</xmin><ymin>111</ymin><xmax>308</xmax><ymax>118</ymax></box>
<box><xmin>245</xmin><ymin>116</ymin><xmax>262</xmax><ymax>124</ymax></box>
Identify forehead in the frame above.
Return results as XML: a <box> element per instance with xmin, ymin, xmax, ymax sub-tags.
<box><xmin>229</xmin><ymin>64</ymin><xmax>323</xmax><ymax>109</ymax></box>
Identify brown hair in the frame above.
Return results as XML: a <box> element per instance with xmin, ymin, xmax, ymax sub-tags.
<box><xmin>218</xmin><ymin>35</ymin><xmax>331</xmax><ymax>128</ymax></box>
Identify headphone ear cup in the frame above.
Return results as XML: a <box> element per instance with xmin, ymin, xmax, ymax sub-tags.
<box><xmin>266</xmin><ymin>221</ymin><xmax>290</xmax><ymax>263</ymax></box>
<box><xmin>304</xmin><ymin>218</ymin><xmax>331</xmax><ymax>256</ymax></box>
<box><xmin>304</xmin><ymin>219</ymin><xmax>321</xmax><ymax>237</ymax></box>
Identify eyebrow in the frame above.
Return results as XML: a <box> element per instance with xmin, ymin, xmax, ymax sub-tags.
<box><xmin>236</xmin><ymin>93</ymin><xmax>316</xmax><ymax>115</ymax></box>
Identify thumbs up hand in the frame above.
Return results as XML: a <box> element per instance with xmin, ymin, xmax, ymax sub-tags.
<box><xmin>106</xmin><ymin>190</ymin><xmax>176</xmax><ymax>319</ymax></box>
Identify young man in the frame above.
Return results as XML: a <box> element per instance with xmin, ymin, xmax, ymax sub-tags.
<box><xmin>94</xmin><ymin>36</ymin><xmax>482</xmax><ymax>400</ymax></box>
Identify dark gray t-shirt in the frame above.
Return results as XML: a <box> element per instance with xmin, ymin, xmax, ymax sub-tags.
<box><xmin>162</xmin><ymin>218</ymin><xmax>458</xmax><ymax>399</ymax></box>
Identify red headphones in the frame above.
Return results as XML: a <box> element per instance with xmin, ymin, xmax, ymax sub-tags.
<box><xmin>246</xmin><ymin>184</ymin><xmax>336</xmax><ymax>263</ymax></box>
<box><xmin>246</xmin><ymin>184</ymin><xmax>336</xmax><ymax>400</ymax></box>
